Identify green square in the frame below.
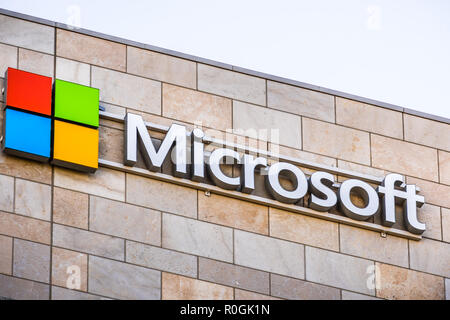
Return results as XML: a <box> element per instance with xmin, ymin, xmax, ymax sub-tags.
<box><xmin>54</xmin><ymin>79</ymin><xmax>99</xmax><ymax>127</ymax></box>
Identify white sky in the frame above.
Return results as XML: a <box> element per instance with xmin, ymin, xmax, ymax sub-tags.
<box><xmin>1</xmin><ymin>0</ymin><xmax>449</xmax><ymax>119</ymax></box>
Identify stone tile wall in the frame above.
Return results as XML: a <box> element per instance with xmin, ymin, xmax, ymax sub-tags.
<box><xmin>0</xmin><ymin>13</ymin><xmax>448</xmax><ymax>300</ymax></box>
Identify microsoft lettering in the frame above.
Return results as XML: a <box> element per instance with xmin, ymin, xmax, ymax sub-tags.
<box><xmin>124</xmin><ymin>113</ymin><xmax>426</xmax><ymax>235</ymax></box>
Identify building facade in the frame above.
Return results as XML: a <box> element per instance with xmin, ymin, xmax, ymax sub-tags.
<box><xmin>0</xmin><ymin>9</ymin><xmax>449</xmax><ymax>300</ymax></box>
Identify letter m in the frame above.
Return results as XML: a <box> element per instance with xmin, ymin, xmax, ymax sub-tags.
<box><xmin>124</xmin><ymin>113</ymin><xmax>187</xmax><ymax>177</ymax></box>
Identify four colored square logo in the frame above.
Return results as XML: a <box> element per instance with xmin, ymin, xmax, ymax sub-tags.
<box><xmin>2</xmin><ymin>68</ymin><xmax>99</xmax><ymax>173</ymax></box>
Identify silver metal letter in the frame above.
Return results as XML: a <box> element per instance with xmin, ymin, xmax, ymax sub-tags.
<box><xmin>265</xmin><ymin>162</ymin><xmax>308</xmax><ymax>204</ymax></box>
<box><xmin>241</xmin><ymin>154</ymin><xmax>267</xmax><ymax>194</ymax></box>
<box><xmin>124</xmin><ymin>113</ymin><xmax>187</xmax><ymax>177</ymax></box>
<box><xmin>191</xmin><ymin>128</ymin><xmax>205</xmax><ymax>182</ymax></box>
<box><xmin>376</xmin><ymin>173</ymin><xmax>406</xmax><ymax>226</ymax></box>
<box><xmin>308</xmin><ymin>171</ymin><xmax>337</xmax><ymax>211</ymax></box>
<box><xmin>338</xmin><ymin>179</ymin><xmax>380</xmax><ymax>220</ymax></box>
<box><xmin>207</xmin><ymin>148</ymin><xmax>241</xmax><ymax>190</ymax></box>
<box><xmin>377</xmin><ymin>173</ymin><xmax>425</xmax><ymax>234</ymax></box>
<box><xmin>403</xmin><ymin>184</ymin><xmax>425</xmax><ymax>234</ymax></box>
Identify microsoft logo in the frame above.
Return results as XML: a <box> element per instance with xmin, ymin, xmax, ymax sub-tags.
<box><xmin>2</xmin><ymin>68</ymin><xmax>99</xmax><ymax>173</ymax></box>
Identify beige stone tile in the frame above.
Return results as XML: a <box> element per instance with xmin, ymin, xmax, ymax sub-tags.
<box><xmin>0</xmin><ymin>15</ymin><xmax>54</xmax><ymax>54</ymax></box>
<box><xmin>418</xmin><ymin>204</ymin><xmax>442</xmax><ymax>241</ymax></box>
<box><xmin>0</xmin><ymin>235</ymin><xmax>12</xmax><ymax>275</ymax></box>
<box><xmin>89</xmin><ymin>255</ymin><xmax>160</xmax><ymax>300</ymax></box>
<box><xmin>90</xmin><ymin>196</ymin><xmax>161</xmax><ymax>245</ymax></box>
<box><xmin>0</xmin><ymin>274</ymin><xmax>49</xmax><ymax>300</ymax></box>
<box><xmin>443</xmin><ymin>208</ymin><xmax>450</xmax><ymax>243</ymax></box>
<box><xmin>0</xmin><ymin>174</ymin><xmax>14</xmax><ymax>212</ymax></box>
<box><xmin>162</xmin><ymin>272</ymin><xmax>233</xmax><ymax>300</ymax></box>
<box><xmin>271</xmin><ymin>274</ymin><xmax>340</xmax><ymax>300</ymax></box>
<box><xmin>341</xmin><ymin>291</ymin><xmax>381</xmax><ymax>300</ymax></box>
<box><xmin>233</xmin><ymin>100</ymin><xmax>301</xmax><ymax>149</ymax></box>
<box><xmin>439</xmin><ymin>150</ymin><xmax>450</xmax><ymax>185</ymax></box>
<box><xmin>18</xmin><ymin>48</ymin><xmax>54</xmax><ymax>78</ymax></box>
<box><xmin>56</xmin><ymin>29</ymin><xmax>125</xmax><ymax>71</ymax></box>
<box><xmin>54</xmin><ymin>167</ymin><xmax>125</xmax><ymax>201</ymax></box>
<box><xmin>52</xmin><ymin>248</ymin><xmax>87</xmax><ymax>292</ymax></box>
<box><xmin>91</xmin><ymin>66</ymin><xmax>161</xmax><ymax>114</ymax></box>
<box><xmin>0</xmin><ymin>151</ymin><xmax>52</xmax><ymax>184</ymax></box>
<box><xmin>0</xmin><ymin>43</ymin><xmax>17</xmax><ymax>76</ymax></box>
<box><xmin>269</xmin><ymin>208</ymin><xmax>339</xmax><ymax>251</ymax></box>
<box><xmin>339</xmin><ymin>225</ymin><xmax>408</xmax><ymax>267</ymax></box>
<box><xmin>204</xmin><ymin>129</ymin><xmax>268</xmax><ymax>160</ymax></box>
<box><xmin>99</xmin><ymin>125</ymin><xmax>123</xmax><ymax>163</ymax></box>
<box><xmin>51</xmin><ymin>286</ymin><xmax>110</xmax><ymax>300</ymax></box>
<box><xmin>306</xmin><ymin>246</ymin><xmax>374</xmax><ymax>295</ymax></box>
<box><xmin>198</xmin><ymin>64</ymin><xmax>266</xmax><ymax>106</ymax></box>
<box><xmin>234</xmin><ymin>230</ymin><xmax>304</xmax><ymax>279</ymax></box>
<box><xmin>127</xmin><ymin>46</ymin><xmax>196</xmax><ymax>88</ymax></box>
<box><xmin>114</xmin><ymin>110</ymin><xmax>185</xmax><ymax>143</ymax></box>
<box><xmin>53</xmin><ymin>224</ymin><xmax>124</xmax><ymax>260</ymax></box>
<box><xmin>162</xmin><ymin>83</ymin><xmax>232</xmax><ymax>131</ymax></box>
<box><xmin>199</xmin><ymin>257</ymin><xmax>270</xmax><ymax>294</ymax></box>
<box><xmin>267</xmin><ymin>81</ymin><xmax>334</xmax><ymax>122</ymax></box>
<box><xmin>409</xmin><ymin>238</ymin><xmax>450</xmax><ymax>278</ymax></box>
<box><xmin>371</xmin><ymin>134</ymin><xmax>438</xmax><ymax>182</ymax></box>
<box><xmin>211</xmin><ymin>125</ymin><xmax>269</xmax><ymax>146</ymax></box>
<box><xmin>376</xmin><ymin>263</ymin><xmax>444</xmax><ymax>300</ymax></box>
<box><xmin>15</xmin><ymin>179</ymin><xmax>51</xmax><ymax>221</ymax></box>
<box><xmin>127</xmin><ymin>108</ymin><xmax>192</xmax><ymax>130</ymax></box>
<box><xmin>337</xmin><ymin>159</ymin><xmax>386</xmax><ymax>178</ymax></box>
<box><xmin>198</xmin><ymin>193</ymin><xmax>269</xmax><ymax>235</ymax></box>
<box><xmin>268</xmin><ymin>143</ymin><xmax>337</xmax><ymax>167</ymax></box>
<box><xmin>55</xmin><ymin>57</ymin><xmax>90</xmax><ymax>86</ymax></box>
<box><xmin>234</xmin><ymin>289</ymin><xmax>280</xmax><ymax>300</ymax></box>
<box><xmin>162</xmin><ymin>213</ymin><xmax>233</xmax><ymax>262</ymax></box>
<box><xmin>126</xmin><ymin>241</ymin><xmax>197</xmax><ymax>277</ymax></box>
<box><xmin>404</xmin><ymin>114</ymin><xmax>450</xmax><ymax>152</ymax></box>
<box><xmin>0</xmin><ymin>78</ymin><xmax>4</xmax><ymax>102</ymax></box>
<box><xmin>446</xmin><ymin>278</ymin><xmax>450</xmax><ymax>300</ymax></box>
<box><xmin>406</xmin><ymin>176</ymin><xmax>450</xmax><ymax>209</ymax></box>
<box><xmin>107</xmin><ymin>121</ymin><xmax>129</xmax><ymax>149</ymax></box>
<box><xmin>13</xmin><ymin>238</ymin><xmax>50</xmax><ymax>283</ymax></box>
<box><xmin>53</xmin><ymin>187</ymin><xmax>88</xmax><ymax>229</ymax></box>
<box><xmin>100</xmin><ymin>102</ymin><xmax>126</xmax><ymax>117</ymax></box>
<box><xmin>268</xmin><ymin>143</ymin><xmax>336</xmax><ymax>177</ymax></box>
<box><xmin>303</xmin><ymin>118</ymin><xmax>370</xmax><ymax>165</ymax></box>
<box><xmin>126</xmin><ymin>174</ymin><xmax>197</xmax><ymax>218</ymax></box>
<box><xmin>0</xmin><ymin>211</ymin><xmax>50</xmax><ymax>244</ymax></box>
<box><xmin>336</xmin><ymin>97</ymin><xmax>403</xmax><ymax>139</ymax></box>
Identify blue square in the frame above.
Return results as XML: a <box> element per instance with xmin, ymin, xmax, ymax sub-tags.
<box><xmin>2</xmin><ymin>108</ymin><xmax>51</xmax><ymax>161</ymax></box>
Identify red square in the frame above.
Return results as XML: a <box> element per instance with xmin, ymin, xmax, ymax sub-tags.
<box><xmin>5</xmin><ymin>68</ymin><xmax>52</xmax><ymax>116</ymax></box>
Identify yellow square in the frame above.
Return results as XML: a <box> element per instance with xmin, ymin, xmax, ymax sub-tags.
<box><xmin>52</xmin><ymin>120</ymin><xmax>98</xmax><ymax>172</ymax></box>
